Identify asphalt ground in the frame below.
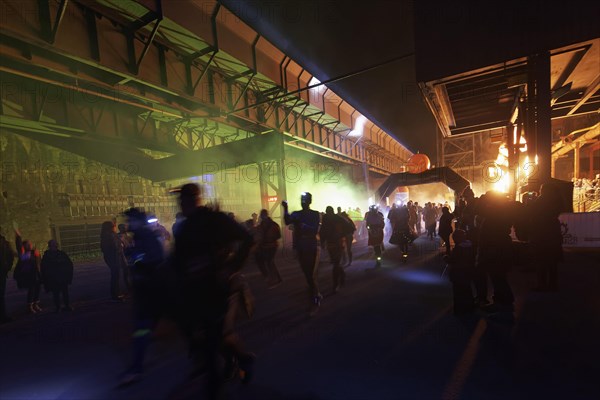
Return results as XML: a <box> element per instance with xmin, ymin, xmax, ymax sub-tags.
<box><xmin>1</xmin><ymin>236</ymin><xmax>599</xmax><ymax>400</ymax></box>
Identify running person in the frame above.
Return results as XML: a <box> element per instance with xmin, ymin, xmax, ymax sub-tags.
<box><xmin>283</xmin><ymin>192</ymin><xmax>322</xmax><ymax>316</ymax></box>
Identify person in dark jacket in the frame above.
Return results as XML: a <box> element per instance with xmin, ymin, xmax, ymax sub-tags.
<box><xmin>365</xmin><ymin>205</ymin><xmax>385</xmax><ymax>268</ymax></box>
<box><xmin>337</xmin><ymin>207</ymin><xmax>357</xmax><ymax>266</ymax></box>
<box><xmin>476</xmin><ymin>191</ymin><xmax>517</xmax><ymax>314</ymax></box>
<box><xmin>528</xmin><ymin>183</ymin><xmax>563</xmax><ymax>291</ymax></box>
<box><xmin>283</xmin><ymin>192</ymin><xmax>322</xmax><ymax>316</ymax></box>
<box><xmin>118</xmin><ymin>208</ymin><xmax>165</xmax><ymax>386</ymax></box>
<box><xmin>174</xmin><ymin>183</ymin><xmax>255</xmax><ymax>397</ymax></box>
<box><xmin>255</xmin><ymin>209</ymin><xmax>282</xmax><ymax>288</ymax></box>
<box><xmin>171</xmin><ymin>212</ymin><xmax>186</xmax><ymax>238</ymax></box>
<box><xmin>444</xmin><ymin>229</ymin><xmax>475</xmax><ymax>315</ymax></box>
<box><xmin>117</xmin><ymin>223</ymin><xmax>133</xmax><ymax>293</ymax></box>
<box><xmin>1</xmin><ymin>230</ymin><xmax>16</xmax><ymax>323</ymax></box>
<box><xmin>100</xmin><ymin>220</ymin><xmax>125</xmax><ymax>302</ymax></box>
<box><xmin>388</xmin><ymin>204</ymin><xmax>411</xmax><ymax>262</ymax></box>
<box><xmin>320</xmin><ymin>206</ymin><xmax>347</xmax><ymax>294</ymax></box>
<box><xmin>14</xmin><ymin>230</ymin><xmax>42</xmax><ymax>313</ymax></box>
<box><xmin>438</xmin><ymin>207</ymin><xmax>454</xmax><ymax>255</ymax></box>
<box><xmin>41</xmin><ymin>240</ymin><xmax>74</xmax><ymax>313</ymax></box>
<box><xmin>456</xmin><ymin>187</ymin><xmax>487</xmax><ymax>305</ymax></box>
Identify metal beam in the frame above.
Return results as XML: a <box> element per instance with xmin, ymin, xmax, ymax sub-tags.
<box><xmin>226</xmin><ymin>69</ymin><xmax>255</xmax><ymax>83</ymax></box>
<box><xmin>230</xmin><ymin>52</ymin><xmax>414</xmax><ymax>114</ymax></box>
<box><xmin>136</xmin><ymin>17</ymin><xmax>163</xmax><ymax>73</ymax></box>
<box><xmin>131</xmin><ymin>10</ymin><xmax>160</xmax><ymax>31</ymax></box>
<box><xmin>186</xmin><ymin>46</ymin><xmax>216</xmax><ymax>62</ymax></box>
<box><xmin>231</xmin><ymin>72</ymin><xmax>256</xmax><ymax>108</ymax></box>
<box><xmin>433</xmin><ymin>83</ymin><xmax>456</xmax><ymax>128</ymax></box>
<box><xmin>0</xmin><ymin>1</ymin><xmax>405</xmax><ymax>176</ymax></box>
<box><xmin>211</xmin><ymin>2</ymin><xmax>221</xmax><ymax>49</ymax></box>
<box><xmin>567</xmin><ymin>74</ymin><xmax>600</xmax><ymax>116</ymax></box>
<box><xmin>277</xmin><ymin>98</ymin><xmax>301</xmax><ymax>130</ymax></box>
<box><xmin>191</xmin><ymin>50</ymin><xmax>218</xmax><ymax>94</ymax></box>
<box><xmin>37</xmin><ymin>0</ymin><xmax>52</xmax><ymax>42</ymax></box>
<box><xmin>50</xmin><ymin>0</ymin><xmax>69</xmax><ymax>44</ymax></box>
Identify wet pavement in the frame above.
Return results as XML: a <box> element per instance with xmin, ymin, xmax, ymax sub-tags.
<box><xmin>1</xmin><ymin>236</ymin><xmax>599</xmax><ymax>400</ymax></box>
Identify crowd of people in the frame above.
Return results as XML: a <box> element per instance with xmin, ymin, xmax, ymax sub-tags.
<box><xmin>0</xmin><ymin>182</ymin><xmax>565</xmax><ymax>399</ymax></box>
<box><xmin>573</xmin><ymin>174</ymin><xmax>600</xmax><ymax>204</ymax></box>
<box><xmin>444</xmin><ymin>183</ymin><xmax>564</xmax><ymax>315</ymax></box>
<box><xmin>0</xmin><ymin>228</ymin><xmax>74</xmax><ymax>320</ymax></box>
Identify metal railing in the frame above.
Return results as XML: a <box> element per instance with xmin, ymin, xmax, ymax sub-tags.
<box><xmin>573</xmin><ymin>188</ymin><xmax>600</xmax><ymax>212</ymax></box>
<box><xmin>61</xmin><ymin>193</ymin><xmax>179</xmax><ymax>218</ymax></box>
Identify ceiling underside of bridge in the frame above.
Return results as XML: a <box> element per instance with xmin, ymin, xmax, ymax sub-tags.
<box><xmin>421</xmin><ymin>38</ymin><xmax>600</xmax><ymax>137</ymax></box>
<box><xmin>0</xmin><ymin>0</ymin><xmax>412</xmax><ymax>181</ymax></box>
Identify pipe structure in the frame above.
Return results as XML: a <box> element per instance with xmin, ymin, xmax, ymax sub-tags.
<box><xmin>551</xmin><ymin>123</ymin><xmax>600</xmax><ymax>153</ymax></box>
<box><xmin>552</xmin><ymin>124</ymin><xmax>600</xmax><ymax>158</ymax></box>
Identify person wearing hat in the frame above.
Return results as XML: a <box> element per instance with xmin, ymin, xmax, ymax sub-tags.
<box><xmin>173</xmin><ymin>183</ymin><xmax>255</xmax><ymax>394</ymax></box>
<box><xmin>118</xmin><ymin>207</ymin><xmax>165</xmax><ymax>386</ymax></box>
<box><xmin>283</xmin><ymin>192</ymin><xmax>322</xmax><ymax>316</ymax></box>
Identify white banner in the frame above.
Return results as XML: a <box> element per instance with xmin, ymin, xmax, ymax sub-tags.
<box><xmin>559</xmin><ymin>212</ymin><xmax>600</xmax><ymax>248</ymax></box>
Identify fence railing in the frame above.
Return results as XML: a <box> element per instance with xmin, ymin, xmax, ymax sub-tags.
<box><xmin>59</xmin><ymin>193</ymin><xmax>179</xmax><ymax>218</ymax></box>
<box><xmin>573</xmin><ymin>188</ymin><xmax>600</xmax><ymax>213</ymax></box>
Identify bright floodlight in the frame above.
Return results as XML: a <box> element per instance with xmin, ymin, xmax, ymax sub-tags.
<box><xmin>349</xmin><ymin>115</ymin><xmax>367</xmax><ymax>137</ymax></box>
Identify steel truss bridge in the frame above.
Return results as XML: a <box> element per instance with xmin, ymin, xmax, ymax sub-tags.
<box><xmin>0</xmin><ymin>0</ymin><xmax>413</xmax><ymax>218</ymax></box>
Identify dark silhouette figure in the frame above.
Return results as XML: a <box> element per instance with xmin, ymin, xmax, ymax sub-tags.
<box><xmin>173</xmin><ymin>183</ymin><xmax>254</xmax><ymax>398</ymax></box>
<box><xmin>424</xmin><ymin>203</ymin><xmax>437</xmax><ymax>240</ymax></box>
<box><xmin>528</xmin><ymin>183</ymin><xmax>564</xmax><ymax>292</ymax></box>
<box><xmin>255</xmin><ymin>209</ymin><xmax>282</xmax><ymax>288</ymax></box>
<box><xmin>365</xmin><ymin>205</ymin><xmax>385</xmax><ymax>268</ymax></box>
<box><xmin>118</xmin><ymin>208</ymin><xmax>165</xmax><ymax>386</ymax></box>
<box><xmin>457</xmin><ymin>186</ymin><xmax>486</xmax><ymax>306</ymax></box>
<box><xmin>338</xmin><ymin>209</ymin><xmax>356</xmax><ymax>266</ymax></box>
<box><xmin>320</xmin><ymin>206</ymin><xmax>347</xmax><ymax>293</ymax></box>
<box><xmin>117</xmin><ymin>223</ymin><xmax>132</xmax><ymax>292</ymax></box>
<box><xmin>0</xmin><ymin>230</ymin><xmax>16</xmax><ymax>323</ymax></box>
<box><xmin>172</xmin><ymin>212</ymin><xmax>186</xmax><ymax>237</ymax></box>
<box><xmin>476</xmin><ymin>191</ymin><xmax>517</xmax><ymax>314</ymax></box>
<box><xmin>283</xmin><ymin>192</ymin><xmax>322</xmax><ymax>316</ymax></box>
<box><xmin>438</xmin><ymin>207</ymin><xmax>454</xmax><ymax>255</ymax></box>
<box><xmin>389</xmin><ymin>203</ymin><xmax>411</xmax><ymax>261</ymax></box>
<box><xmin>100</xmin><ymin>221</ymin><xmax>125</xmax><ymax>302</ymax></box>
<box><xmin>41</xmin><ymin>240</ymin><xmax>74</xmax><ymax>313</ymax></box>
<box><xmin>13</xmin><ymin>231</ymin><xmax>42</xmax><ymax>313</ymax></box>
<box><xmin>444</xmin><ymin>229</ymin><xmax>475</xmax><ymax>315</ymax></box>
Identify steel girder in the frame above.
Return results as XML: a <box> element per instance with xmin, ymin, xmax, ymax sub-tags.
<box><xmin>0</xmin><ymin>0</ymin><xmax>405</xmax><ymax>176</ymax></box>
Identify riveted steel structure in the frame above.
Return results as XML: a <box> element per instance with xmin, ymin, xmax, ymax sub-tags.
<box><xmin>0</xmin><ymin>0</ymin><xmax>413</xmax><ymax>252</ymax></box>
<box><xmin>420</xmin><ymin>39</ymin><xmax>600</xmax><ymax>199</ymax></box>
